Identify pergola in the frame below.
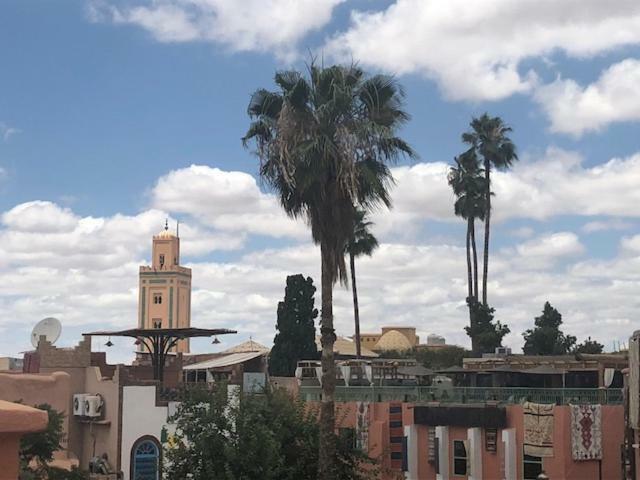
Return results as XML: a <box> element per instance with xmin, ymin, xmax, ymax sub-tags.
<box><xmin>83</xmin><ymin>327</ymin><xmax>236</xmax><ymax>383</ymax></box>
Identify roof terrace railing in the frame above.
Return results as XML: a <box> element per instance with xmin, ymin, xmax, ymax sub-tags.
<box><xmin>299</xmin><ymin>386</ymin><xmax>624</xmax><ymax>405</ymax></box>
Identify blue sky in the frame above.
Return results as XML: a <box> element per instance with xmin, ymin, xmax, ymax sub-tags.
<box><xmin>1</xmin><ymin>0</ymin><xmax>639</xmax><ymax>361</ymax></box>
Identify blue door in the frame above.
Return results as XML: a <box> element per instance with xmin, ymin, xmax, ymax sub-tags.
<box><xmin>132</xmin><ymin>439</ymin><xmax>160</xmax><ymax>480</ymax></box>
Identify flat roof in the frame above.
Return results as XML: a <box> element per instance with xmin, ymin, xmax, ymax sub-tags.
<box><xmin>184</xmin><ymin>351</ymin><xmax>265</xmax><ymax>370</ymax></box>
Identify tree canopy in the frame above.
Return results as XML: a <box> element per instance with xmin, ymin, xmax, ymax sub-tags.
<box><xmin>19</xmin><ymin>404</ymin><xmax>88</xmax><ymax>480</ymax></box>
<box><xmin>465</xmin><ymin>300</ymin><xmax>510</xmax><ymax>355</ymax></box>
<box><xmin>522</xmin><ymin>302</ymin><xmax>577</xmax><ymax>355</ymax></box>
<box><xmin>164</xmin><ymin>386</ymin><xmax>379</xmax><ymax>480</ymax></box>
<box><xmin>269</xmin><ymin>274</ymin><xmax>319</xmax><ymax>376</ymax></box>
<box><xmin>574</xmin><ymin>336</ymin><xmax>605</xmax><ymax>354</ymax></box>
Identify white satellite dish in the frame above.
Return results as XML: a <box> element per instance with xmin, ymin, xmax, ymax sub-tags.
<box><xmin>30</xmin><ymin>317</ymin><xmax>62</xmax><ymax>349</ymax></box>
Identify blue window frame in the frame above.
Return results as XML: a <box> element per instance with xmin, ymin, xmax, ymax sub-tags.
<box><xmin>131</xmin><ymin>437</ymin><xmax>160</xmax><ymax>480</ymax></box>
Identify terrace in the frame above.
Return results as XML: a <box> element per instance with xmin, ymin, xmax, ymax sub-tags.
<box><xmin>299</xmin><ymin>385</ymin><xmax>624</xmax><ymax>405</ymax></box>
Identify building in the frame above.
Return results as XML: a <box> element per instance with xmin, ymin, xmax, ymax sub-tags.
<box><xmin>138</xmin><ymin>222</ymin><xmax>192</xmax><ymax>353</ymax></box>
<box><xmin>301</xmin><ymin>375</ymin><xmax>625</xmax><ymax>479</ymax></box>
<box><xmin>360</xmin><ymin>326</ymin><xmax>420</xmax><ymax>353</ymax></box>
<box><xmin>0</xmin><ymin>400</ymin><xmax>49</xmax><ymax>480</ymax></box>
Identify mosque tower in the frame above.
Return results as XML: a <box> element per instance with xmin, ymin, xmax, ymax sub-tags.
<box><xmin>138</xmin><ymin>221</ymin><xmax>192</xmax><ymax>353</ymax></box>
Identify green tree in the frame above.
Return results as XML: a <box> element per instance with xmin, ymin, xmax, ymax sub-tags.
<box><xmin>243</xmin><ymin>63</ymin><xmax>414</xmax><ymax>479</ymax></box>
<box><xmin>522</xmin><ymin>302</ymin><xmax>576</xmax><ymax>355</ymax></box>
<box><xmin>269</xmin><ymin>274</ymin><xmax>319</xmax><ymax>376</ymax></box>
<box><xmin>574</xmin><ymin>337</ymin><xmax>604</xmax><ymax>354</ymax></box>
<box><xmin>164</xmin><ymin>386</ymin><xmax>379</xmax><ymax>480</ymax></box>
<box><xmin>19</xmin><ymin>404</ymin><xmax>88</xmax><ymax>480</ymax></box>
<box><xmin>462</xmin><ymin>114</ymin><xmax>517</xmax><ymax>305</ymax></box>
<box><xmin>465</xmin><ymin>300</ymin><xmax>510</xmax><ymax>355</ymax></box>
<box><xmin>416</xmin><ymin>346</ymin><xmax>472</xmax><ymax>369</ymax></box>
<box><xmin>345</xmin><ymin>209</ymin><xmax>379</xmax><ymax>358</ymax></box>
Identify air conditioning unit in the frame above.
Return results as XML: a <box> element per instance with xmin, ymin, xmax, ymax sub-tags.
<box><xmin>84</xmin><ymin>395</ymin><xmax>103</xmax><ymax>418</ymax></box>
<box><xmin>73</xmin><ymin>394</ymin><xmax>88</xmax><ymax>416</ymax></box>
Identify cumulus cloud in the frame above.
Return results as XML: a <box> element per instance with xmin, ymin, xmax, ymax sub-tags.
<box><xmin>89</xmin><ymin>0</ymin><xmax>343</xmax><ymax>59</ymax></box>
<box><xmin>150</xmin><ymin>165</ymin><xmax>307</xmax><ymax>238</ymax></box>
<box><xmin>324</xmin><ymin>0</ymin><xmax>640</xmax><ymax>101</ymax></box>
<box><xmin>535</xmin><ymin>59</ymin><xmax>640</xmax><ymax>136</ymax></box>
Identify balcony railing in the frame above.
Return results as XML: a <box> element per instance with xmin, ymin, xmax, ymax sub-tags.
<box><xmin>299</xmin><ymin>386</ymin><xmax>624</xmax><ymax>405</ymax></box>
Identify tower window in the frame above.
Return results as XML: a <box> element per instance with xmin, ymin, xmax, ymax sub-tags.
<box><xmin>159</xmin><ymin>254</ymin><xmax>165</xmax><ymax>267</ymax></box>
<box><xmin>152</xmin><ymin>319</ymin><xmax>162</xmax><ymax>329</ymax></box>
<box><xmin>153</xmin><ymin>293</ymin><xmax>162</xmax><ymax>304</ymax></box>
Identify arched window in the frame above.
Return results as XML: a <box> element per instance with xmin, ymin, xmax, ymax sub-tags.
<box><xmin>130</xmin><ymin>436</ymin><xmax>161</xmax><ymax>480</ymax></box>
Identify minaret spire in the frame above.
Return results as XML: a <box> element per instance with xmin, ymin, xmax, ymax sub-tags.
<box><xmin>164</xmin><ymin>218</ymin><xmax>169</xmax><ymax>231</ymax></box>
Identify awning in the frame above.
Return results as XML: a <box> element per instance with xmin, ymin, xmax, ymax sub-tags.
<box><xmin>414</xmin><ymin>405</ymin><xmax>506</xmax><ymax>428</ymax></box>
<box><xmin>183</xmin><ymin>351</ymin><xmax>265</xmax><ymax>370</ymax></box>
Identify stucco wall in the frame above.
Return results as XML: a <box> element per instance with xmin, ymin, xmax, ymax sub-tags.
<box><xmin>0</xmin><ymin>400</ymin><xmax>49</xmax><ymax>480</ymax></box>
<box><xmin>121</xmin><ymin>385</ymin><xmax>172</xmax><ymax>479</ymax></box>
<box><xmin>0</xmin><ymin>371</ymin><xmax>71</xmax><ymax>450</ymax></box>
<box><xmin>79</xmin><ymin>366</ymin><xmax>121</xmax><ymax>471</ymax></box>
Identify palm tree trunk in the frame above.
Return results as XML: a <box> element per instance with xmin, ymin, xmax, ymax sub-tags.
<box><xmin>471</xmin><ymin>218</ymin><xmax>479</xmax><ymax>301</ymax></box>
<box><xmin>350</xmin><ymin>251</ymin><xmax>362</xmax><ymax>359</ymax></box>
<box><xmin>318</xmin><ymin>242</ymin><xmax>337</xmax><ymax>480</ymax></box>
<box><xmin>466</xmin><ymin>216</ymin><xmax>476</xmax><ymax>353</ymax></box>
<box><xmin>482</xmin><ymin>160</ymin><xmax>491</xmax><ymax>305</ymax></box>
<box><xmin>465</xmin><ymin>217</ymin><xmax>473</xmax><ymax>301</ymax></box>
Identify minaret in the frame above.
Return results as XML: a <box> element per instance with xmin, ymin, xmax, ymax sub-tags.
<box><xmin>138</xmin><ymin>221</ymin><xmax>192</xmax><ymax>353</ymax></box>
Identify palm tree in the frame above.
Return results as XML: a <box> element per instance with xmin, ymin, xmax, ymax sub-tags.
<box><xmin>448</xmin><ymin>150</ymin><xmax>485</xmax><ymax>302</ymax></box>
<box><xmin>462</xmin><ymin>114</ymin><xmax>517</xmax><ymax>305</ymax></box>
<box><xmin>345</xmin><ymin>208</ymin><xmax>379</xmax><ymax>358</ymax></box>
<box><xmin>243</xmin><ymin>64</ymin><xmax>414</xmax><ymax>479</ymax></box>
<box><xmin>448</xmin><ymin>150</ymin><xmax>486</xmax><ymax>351</ymax></box>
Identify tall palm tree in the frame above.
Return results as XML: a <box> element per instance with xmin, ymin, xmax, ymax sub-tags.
<box><xmin>243</xmin><ymin>64</ymin><xmax>414</xmax><ymax>479</ymax></box>
<box><xmin>462</xmin><ymin>114</ymin><xmax>517</xmax><ymax>305</ymax></box>
<box><xmin>345</xmin><ymin>208</ymin><xmax>379</xmax><ymax>359</ymax></box>
<box><xmin>448</xmin><ymin>150</ymin><xmax>485</xmax><ymax>301</ymax></box>
<box><xmin>448</xmin><ymin>150</ymin><xmax>486</xmax><ymax>351</ymax></box>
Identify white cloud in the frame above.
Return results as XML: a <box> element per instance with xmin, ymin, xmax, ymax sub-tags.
<box><xmin>0</xmin><ymin>122</ymin><xmax>20</xmax><ymax>141</ymax></box>
<box><xmin>324</xmin><ymin>0</ymin><xmax>640</xmax><ymax>101</ymax></box>
<box><xmin>90</xmin><ymin>0</ymin><xmax>343</xmax><ymax>59</ymax></box>
<box><xmin>515</xmin><ymin>232</ymin><xmax>584</xmax><ymax>259</ymax></box>
<box><xmin>582</xmin><ymin>219</ymin><xmax>634</xmax><ymax>234</ymax></box>
<box><xmin>377</xmin><ymin>149</ymin><xmax>640</xmax><ymax>231</ymax></box>
<box><xmin>150</xmin><ymin>165</ymin><xmax>308</xmax><ymax>238</ymax></box>
<box><xmin>535</xmin><ymin>58</ymin><xmax>640</xmax><ymax>136</ymax></box>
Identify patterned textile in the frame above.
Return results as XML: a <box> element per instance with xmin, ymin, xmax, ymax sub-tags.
<box><xmin>355</xmin><ymin>401</ymin><xmax>369</xmax><ymax>451</ymax></box>
<box><xmin>523</xmin><ymin>402</ymin><xmax>555</xmax><ymax>457</ymax></box>
<box><xmin>571</xmin><ymin>404</ymin><xmax>602</xmax><ymax>460</ymax></box>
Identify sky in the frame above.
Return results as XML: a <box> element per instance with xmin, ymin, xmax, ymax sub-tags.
<box><xmin>1</xmin><ymin>0</ymin><xmax>639</xmax><ymax>362</ymax></box>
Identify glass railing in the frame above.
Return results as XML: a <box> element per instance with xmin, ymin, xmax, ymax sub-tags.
<box><xmin>299</xmin><ymin>386</ymin><xmax>624</xmax><ymax>405</ymax></box>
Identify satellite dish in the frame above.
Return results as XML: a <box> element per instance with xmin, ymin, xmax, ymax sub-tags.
<box><xmin>30</xmin><ymin>317</ymin><xmax>62</xmax><ymax>349</ymax></box>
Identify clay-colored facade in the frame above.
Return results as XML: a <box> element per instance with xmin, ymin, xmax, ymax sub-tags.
<box><xmin>138</xmin><ymin>228</ymin><xmax>192</xmax><ymax>353</ymax></box>
<box><xmin>0</xmin><ymin>400</ymin><xmax>48</xmax><ymax>480</ymax></box>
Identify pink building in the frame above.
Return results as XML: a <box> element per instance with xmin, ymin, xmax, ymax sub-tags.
<box><xmin>329</xmin><ymin>400</ymin><xmax>623</xmax><ymax>480</ymax></box>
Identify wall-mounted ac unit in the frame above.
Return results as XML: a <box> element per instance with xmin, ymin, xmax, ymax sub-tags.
<box><xmin>84</xmin><ymin>395</ymin><xmax>103</xmax><ymax>418</ymax></box>
<box><xmin>73</xmin><ymin>394</ymin><xmax>88</xmax><ymax>416</ymax></box>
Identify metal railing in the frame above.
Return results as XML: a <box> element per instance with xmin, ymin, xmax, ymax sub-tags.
<box><xmin>299</xmin><ymin>386</ymin><xmax>624</xmax><ymax>405</ymax></box>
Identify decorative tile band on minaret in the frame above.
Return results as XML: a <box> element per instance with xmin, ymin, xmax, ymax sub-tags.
<box><xmin>138</xmin><ymin>222</ymin><xmax>192</xmax><ymax>353</ymax></box>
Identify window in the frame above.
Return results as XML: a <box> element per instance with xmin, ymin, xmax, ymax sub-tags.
<box><xmin>153</xmin><ymin>293</ymin><xmax>162</xmax><ymax>304</ymax></box>
<box><xmin>453</xmin><ymin>440</ymin><xmax>467</xmax><ymax>476</ymax></box>
<box><xmin>152</xmin><ymin>319</ymin><xmax>162</xmax><ymax>329</ymax></box>
<box><xmin>523</xmin><ymin>454</ymin><xmax>543</xmax><ymax>480</ymax></box>
<box><xmin>131</xmin><ymin>436</ymin><xmax>161</xmax><ymax>480</ymax></box>
<box><xmin>159</xmin><ymin>254</ymin><xmax>165</xmax><ymax>266</ymax></box>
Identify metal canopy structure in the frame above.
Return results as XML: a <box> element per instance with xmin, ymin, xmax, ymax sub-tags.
<box><xmin>83</xmin><ymin>327</ymin><xmax>236</xmax><ymax>383</ymax></box>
